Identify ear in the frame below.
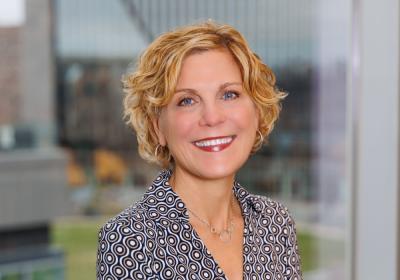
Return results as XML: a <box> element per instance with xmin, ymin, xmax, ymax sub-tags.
<box><xmin>152</xmin><ymin>116</ymin><xmax>167</xmax><ymax>147</ymax></box>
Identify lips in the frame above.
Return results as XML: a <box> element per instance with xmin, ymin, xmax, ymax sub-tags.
<box><xmin>192</xmin><ymin>135</ymin><xmax>236</xmax><ymax>152</ymax></box>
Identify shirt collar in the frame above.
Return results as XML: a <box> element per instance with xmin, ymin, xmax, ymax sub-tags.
<box><xmin>141</xmin><ymin>169</ymin><xmax>265</xmax><ymax>222</ymax></box>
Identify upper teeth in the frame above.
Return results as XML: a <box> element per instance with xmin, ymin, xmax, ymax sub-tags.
<box><xmin>194</xmin><ymin>137</ymin><xmax>233</xmax><ymax>147</ymax></box>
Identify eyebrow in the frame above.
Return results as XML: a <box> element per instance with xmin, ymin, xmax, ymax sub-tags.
<box><xmin>174</xmin><ymin>82</ymin><xmax>242</xmax><ymax>94</ymax></box>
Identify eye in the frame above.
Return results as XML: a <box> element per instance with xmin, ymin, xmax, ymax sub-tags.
<box><xmin>178</xmin><ymin>97</ymin><xmax>195</xmax><ymax>107</ymax></box>
<box><xmin>222</xmin><ymin>91</ymin><xmax>239</xmax><ymax>100</ymax></box>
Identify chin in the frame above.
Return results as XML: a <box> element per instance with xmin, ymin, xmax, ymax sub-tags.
<box><xmin>199</xmin><ymin>169</ymin><xmax>236</xmax><ymax>180</ymax></box>
<box><xmin>193</xmin><ymin>159</ymin><xmax>245</xmax><ymax>181</ymax></box>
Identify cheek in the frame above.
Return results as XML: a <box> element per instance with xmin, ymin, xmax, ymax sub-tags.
<box><xmin>162</xmin><ymin>112</ymin><xmax>195</xmax><ymax>143</ymax></box>
<box><xmin>234</xmin><ymin>106</ymin><xmax>259</xmax><ymax>131</ymax></box>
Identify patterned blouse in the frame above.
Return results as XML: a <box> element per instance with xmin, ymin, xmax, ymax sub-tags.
<box><xmin>96</xmin><ymin>169</ymin><xmax>302</xmax><ymax>279</ymax></box>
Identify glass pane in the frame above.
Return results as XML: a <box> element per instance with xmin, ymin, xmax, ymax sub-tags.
<box><xmin>55</xmin><ymin>0</ymin><xmax>351</xmax><ymax>278</ymax></box>
<box><xmin>1</xmin><ymin>0</ymin><xmax>353</xmax><ymax>278</ymax></box>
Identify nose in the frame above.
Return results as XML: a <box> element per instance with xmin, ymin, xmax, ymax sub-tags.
<box><xmin>198</xmin><ymin>101</ymin><xmax>226</xmax><ymax>127</ymax></box>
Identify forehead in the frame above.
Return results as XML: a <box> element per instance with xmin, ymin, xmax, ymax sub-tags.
<box><xmin>177</xmin><ymin>48</ymin><xmax>242</xmax><ymax>87</ymax></box>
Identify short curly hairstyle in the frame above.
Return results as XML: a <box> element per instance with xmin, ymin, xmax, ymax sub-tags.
<box><xmin>123</xmin><ymin>21</ymin><xmax>286</xmax><ymax>168</ymax></box>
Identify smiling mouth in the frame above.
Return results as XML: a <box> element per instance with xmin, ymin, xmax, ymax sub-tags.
<box><xmin>192</xmin><ymin>135</ymin><xmax>236</xmax><ymax>152</ymax></box>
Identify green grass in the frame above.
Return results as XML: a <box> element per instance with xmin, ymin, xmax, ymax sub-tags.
<box><xmin>51</xmin><ymin>217</ymin><xmax>341</xmax><ymax>279</ymax></box>
<box><xmin>297</xmin><ymin>231</ymin><xmax>318</xmax><ymax>271</ymax></box>
<box><xmin>51</xmin><ymin>217</ymin><xmax>110</xmax><ymax>280</ymax></box>
<box><xmin>297</xmin><ymin>230</ymin><xmax>345</xmax><ymax>272</ymax></box>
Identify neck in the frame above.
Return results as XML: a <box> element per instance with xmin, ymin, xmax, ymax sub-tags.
<box><xmin>169</xmin><ymin>166</ymin><xmax>236</xmax><ymax>228</ymax></box>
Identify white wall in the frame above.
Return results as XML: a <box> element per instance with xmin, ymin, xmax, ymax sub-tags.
<box><xmin>350</xmin><ymin>0</ymin><xmax>400</xmax><ymax>279</ymax></box>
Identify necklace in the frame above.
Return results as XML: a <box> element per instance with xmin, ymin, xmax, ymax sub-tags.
<box><xmin>186</xmin><ymin>195</ymin><xmax>235</xmax><ymax>243</ymax></box>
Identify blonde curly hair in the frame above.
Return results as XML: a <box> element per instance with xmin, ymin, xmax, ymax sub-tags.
<box><xmin>123</xmin><ymin>21</ymin><xmax>286</xmax><ymax>168</ymax></box>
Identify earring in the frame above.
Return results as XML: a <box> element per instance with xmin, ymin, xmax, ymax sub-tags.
<box><xmin>155</xmin><ymin>144</ymin><xmax>162</xmax><ymax>158</ymax></box>
<box><xmin>257</xmin><ymin>130</ymin><xmax>264</xmax><ymax>144</ymax></box>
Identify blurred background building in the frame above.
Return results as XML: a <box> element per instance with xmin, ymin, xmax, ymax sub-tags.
<box><xmin>0</xmin><ymin>0</ymin><xmax>398</xmax><ymax>279</ymax></box>
<box><xmin>0</xmin><ymin>0</ymin><xmax>66</xmax><ymax>278</ymax></box>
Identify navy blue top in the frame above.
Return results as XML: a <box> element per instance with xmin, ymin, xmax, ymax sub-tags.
<box><xmin>96</xmin><ymin>169</ymin><xmax>302</xmax><ymax>279</ymax></box>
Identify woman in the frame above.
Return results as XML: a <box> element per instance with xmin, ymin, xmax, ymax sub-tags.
<box><xmin>97</xmin><ymin>21</ymin><xmax>302</xmax><ymax>280</ymax></box>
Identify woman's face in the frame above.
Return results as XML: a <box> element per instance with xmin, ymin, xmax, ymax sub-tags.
<box><xmin>154</xmin><ymin>48</ymin><xmax>259</xmax><ymax>180</ymax></box>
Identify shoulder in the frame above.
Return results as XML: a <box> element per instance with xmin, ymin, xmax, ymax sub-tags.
<box><xmin>247</xmin><ymin>193</ymin><xmax>297</xmax><ymax>228</ymax></box>
<box><xmin>98</xmin><ymin>196</ymin><xmax>155</xmax><ymax>241</ymax></box>
<box><xmin>96</xmin><ymin>199</ymin><xmax>156</xmax><ymax>278</ymax></box>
